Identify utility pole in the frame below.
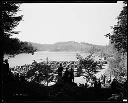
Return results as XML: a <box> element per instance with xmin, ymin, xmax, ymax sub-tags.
<box><xmin>110</xmin><ymin>71</ymin><xmax>111</xmax><ymax>82</ymax></box>
<box><xmin>46</xmin><ymin>57</ymin><xmax>48</xmax><ymax>86</ymax></box>
<box><xmin>46</xmin><ymin>57</ymin><xmax>48</xmax><ymax>64</ymax></box>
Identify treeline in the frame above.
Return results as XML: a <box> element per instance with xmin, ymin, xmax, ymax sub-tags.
<box><xmin>19</xmin><ymin>41</ymin><xmax>37</xmax><ymax>54</ymax></box>
<box><xmin>3</xmin><ymin>37</ymin><xmax>37</xmax><ymax>55</ymax></box>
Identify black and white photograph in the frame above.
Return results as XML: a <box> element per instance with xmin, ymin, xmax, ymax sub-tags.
<box><xmin>1</xmin><ymin>1</ymin><xmax>127</xmax><ymax>103</ymax></box>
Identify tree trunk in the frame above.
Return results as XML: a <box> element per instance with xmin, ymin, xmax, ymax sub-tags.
<box><xmin>0</xmin><ymin>49</ymin><xmax>4</xmax><ymax>100</ymax></box>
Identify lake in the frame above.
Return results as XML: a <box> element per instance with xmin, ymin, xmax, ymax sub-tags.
<box><xmin>4</xmin><ymin>51</ymin><xmax>90</xmax><ymax>67</ymax></box>
<box><xmin>4</xmin><ymin>51</ymin><xmax>108</xmax><ymax>85</ymax></box>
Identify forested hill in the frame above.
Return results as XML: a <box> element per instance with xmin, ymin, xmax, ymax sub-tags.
<box><xmin>29</xmin><ymin>41</ymin><xmax>107</xmax><ymax>53</ymax></box>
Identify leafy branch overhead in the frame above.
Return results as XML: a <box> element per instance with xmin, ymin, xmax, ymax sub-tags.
<box><xmin>2</xmin><ymin>2</ymin><xmax>23</xmax><ymax>35</ymax></box>
<box><xmin>1</xmin><ymin>2</ymin><xmax>37</xmax><ymax>55</ymax></box>
<box><xmin>105</xmin><ymin>1</ymin><xmax>127</xmax><ymax>53</ymax></box>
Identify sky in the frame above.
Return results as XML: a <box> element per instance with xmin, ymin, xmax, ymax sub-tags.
<box><xmin>14</xmin><ymin>1</ymin><xmax>124</xmax><ymax>45</ymax></box>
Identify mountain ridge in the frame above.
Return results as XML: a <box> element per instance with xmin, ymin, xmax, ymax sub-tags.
<box><xmin>28</xmin><ymin>41</ymin><xmax>106</xmax><ymax>53</ymax></box>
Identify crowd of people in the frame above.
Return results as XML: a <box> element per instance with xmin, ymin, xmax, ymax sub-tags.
<box><xmin>3</xmin><ymin>59</ymin><xmax>126</xmax><ymax>85</ymax></box>
<box><xmin>2</xmin><ymin>60</ymin><xmax>118</xmax><ymax>87</ymax></box>
<box><xmin>10</xmin><ymin>61</ymin><xmax>79</xmax><ymax>76</ymax></box>
<box><xmin>2</xmin><ymin>59</ymin><xmax>127</xmax><ymax>101</ymax></box>
<box><xmin>57</xmin><ymin>63</ymin><xmax>74</xmax><ymax>84</ymax></box>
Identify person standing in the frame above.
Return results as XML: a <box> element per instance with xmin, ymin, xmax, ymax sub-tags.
<box><xmin>57</xmin><ymin>63</ymin><xmax>64</xmax><ymax>83</ymax></box>
<box><xmin>70</xmin><ymin>66</ymin><xmax>74</xmax><ymax>83</ymax></box>
<box><xmin>3</xmin><ymin>59</ymin><xmax>10</xmax><ymax>100</ymax></box>
<box><xmin>63</xmin><ymin>67</ymin><xmax>70</xmax><ymax>83</ymax></box>
<box><xmin>3</xmin><ymin>59</ymin><xmax>10</xmax><ymax>81</ymax></box>
<box><xmin>58</xmin><ymin>63</ymin><xmax>64</xmax><ymax>77</ymax></box>
<box><xmin>97</xmin><ymin>79</ymin><xmax>101</xmax><ymax>89</ymax></box>
<box><xmin>94</xmin><ymin>79</ymin><xmax>98</xmax><ymax>88</ymax></box>
<box><xmin>111</xmin><ymin>78</ymin><xmax>119</xmax><ymax>94</ymax></box>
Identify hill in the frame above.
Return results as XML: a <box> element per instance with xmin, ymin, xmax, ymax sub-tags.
<box><xmin>29</xmin><ymin>41</ymin><xmax>106</xmax><ymax>53</ymax></box>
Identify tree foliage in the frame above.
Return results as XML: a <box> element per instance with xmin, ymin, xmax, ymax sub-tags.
<box><xmin>26</xmin><ymin>61</ymin><xmax>54</xmax><ymax>86</ymax></box>
<box><xmin>2</xmin><ymin>2</ymin><xmax>22</xmax><ymax>35</ymax></box>
<box><xmin>106</xmin><ymin>1</ymin><xmax>127</xmax><ymax>53</ymax></box>
<box><xmin>105</xmin><ymin>1</ymin><xmax>127</xmax><ymax>80</ymax></box>
<box><xmin>76</xmin><ymin>54</ymin><xmax>100</xmax><ymax>80</ymax></box>
<box><xmin>4</xmin><ymin>37</ymin><xmax>21</xmax><ymax>55</ymax></box>
<box><xmin>1</xmin><ymin>2</ymin><xmax>36</xmax><ymax>55</ymax></box>
<box><xmin>20</xmin><ymin>42</ymin><xmax>37</xmax><ymax>54</ymax></box>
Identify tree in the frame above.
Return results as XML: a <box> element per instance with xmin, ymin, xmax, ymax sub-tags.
<box><xmin>1</xmin><ymin>2</ymin><xmax>37</xmax><ymax>84</ymax></box>
<box><xmin>1</xmin><ymin>2</ymin><xmax>23</xmax><ymax>52</ymax></box>
<box><xmin>76</xmin><ymin>54</ymin><xmax>100</xmax><ymax>81</ymax></box>
<box><xmin>1</xmin><ymin>2</ymin><xmax>23</xmax><ymax>99</ymax></box>
<box><xmin>105</xmin><ymin>1</ymin><xmax>127</xmax><ymax>53</ymax></box>
<box><xmin>26</xmin><ymin>61</ymin><xmax>54</xmax><ymax>86</ymax></box>
<box><xmin>20</xmin><ymin>42</ymin><xmax>37</xmax><ymax>54</ymax></box>
<box><xmin>105</xmin><ymin>1</ymin><xmax>127</xmax><ymax>80</ymax></box>
<box><xmin>1</xmin><ymin>2</ymin><xmax>37</xmax><ymax>55</ymax></box>
<box><xmin>1</xmin><ymin>2</ymin><xmax>21</xmax><ymax>81</ymax></box>
<box><xmin>4</xmin><ymin>37</ymin><xmax>21</xmax><ymax>55</ymax></box>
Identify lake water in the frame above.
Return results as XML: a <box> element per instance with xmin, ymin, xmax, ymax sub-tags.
<box><xmin>4</xmin><ymin>51</ymin><xmax>108</xmax><ymax>85</ymax></box>
<box><xmin>5</xmin><ymin>51</ymin><xmax>90</xmax><ymax>67</ymax></box>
